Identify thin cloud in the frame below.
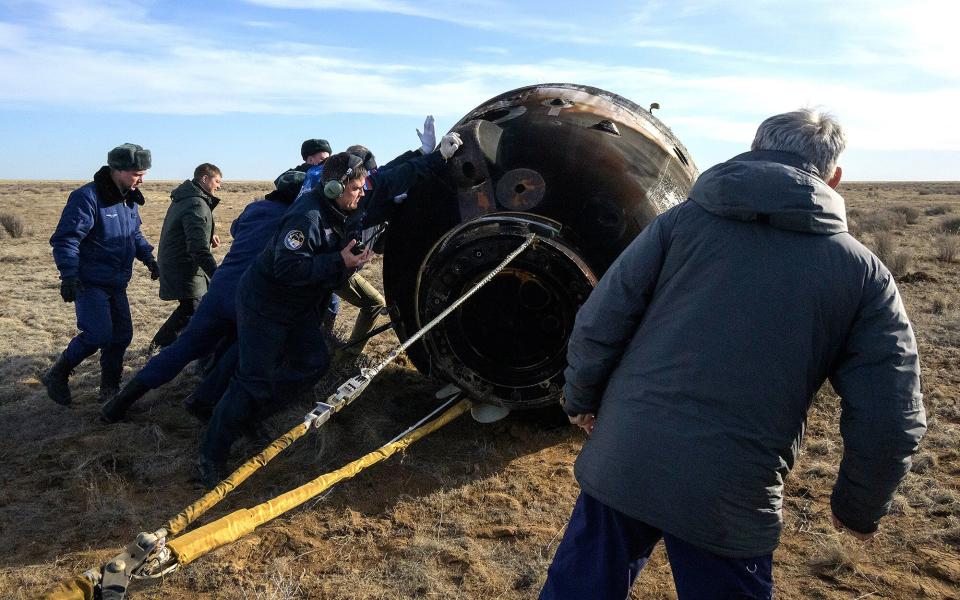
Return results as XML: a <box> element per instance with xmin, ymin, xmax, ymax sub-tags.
<box><xmin>243</xmin><ymin>0</ymin><xmax>583</xmax><ymax>35</ymax></box>
<box><xmin>0</xmin><ymin>0</ymin><xmax>957</xmax><ymax>156</ymax></box>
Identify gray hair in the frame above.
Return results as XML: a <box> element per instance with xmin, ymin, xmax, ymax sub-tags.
<box><xmin>751</xmin><ymin>108</ymin><xmax>846</xmax><ymax>179</ymax></box>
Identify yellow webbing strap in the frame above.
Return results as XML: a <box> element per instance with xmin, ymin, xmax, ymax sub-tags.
<box><xmin>41</xmin><ymin>574</ymin><xmax>95</xmax><ymax>600</ymax></box>
<box><xmin>168</xmin><ymin>398</ymin><xmax>471</xmax><ymax>565</ymax></box>
<box><xmin>166</xmin><ymin>421</ymin><xmax>310</xmax><ymax>536</ymax></box>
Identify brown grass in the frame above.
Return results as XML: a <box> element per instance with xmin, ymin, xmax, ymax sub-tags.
<box><xmin>1</xmin><ymin>180</ymin><xmax>960</xmax><ymax>600</ymax></box>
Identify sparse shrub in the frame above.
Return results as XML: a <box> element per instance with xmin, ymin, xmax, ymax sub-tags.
<box><xmin>846</xmin><ymin>217</ymin><xmax>860</xmax><ymax>236</ymax></box>
<box><xmin>891</xmin><ymin>204</ymin><xmax>921</xmax><ymax>224</ymax></box>
<box><xmin>809</xmin><ymin>539</ymin><xmax>860</xmax><ymax>575</ymax></box>
<box><xmin>872</xmin><ymin>233</ymin><xmax>896</xmax><ymax>263</ymax></box>
<box><xmin>925</xmin><ymin>205</ymin><xmax>952</xmax><ymax>216</ymax></box>
<box><xmin>0</xmin><ymin>211</ymin><xmax>25</xmax><ymax>238</ymax></box>
<box><xmin>938</xmin><ymin>216</ymin><xmax>960</xmax><ymax>234</ymax></box>
<box><xmin>937</xmin><ymin>235</ymin><xmax>959</xmax><ymax>262</ymax></box>
<box><xmin>932</xmin><ymin>295</ymin><xmax>949</xmax><ymax>315</ymax></box>
<box><xmin>888</xmin><ymin>250</ymin><xmax>914</xmax><ymax>278</ymax></box>
<box><xmin>857</xmin><ymin>210</ymin><xmax>905</xmax><ymax>233</ymax></box>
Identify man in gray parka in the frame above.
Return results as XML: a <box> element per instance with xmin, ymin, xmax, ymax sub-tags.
<box><xmin>540</xmin><ymin>109</ymin><xmax>926</xmax><ymax>600</ymax></box>
<box><xmin>151</xmin><ymin>163</ymin><xmax>222</xmax><ymax>350</ymax></box>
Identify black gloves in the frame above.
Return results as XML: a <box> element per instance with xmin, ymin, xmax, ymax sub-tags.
<box><xmin>60</xmin><ymin>277</ymin><xmax>81</xmax><ymax>303</ymax></box>
<box><xmin>146</xmin><ymin>259</ymin><xmax>160</xmax><ymax>280</ymax></box>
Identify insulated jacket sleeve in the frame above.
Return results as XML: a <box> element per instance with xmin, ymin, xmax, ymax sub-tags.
<box><xmin>562</xmin><ymin>214</ymin><xmax>671</xmax><ymax>416</ymax></box>
<box><xmin>382</xmin><ymin>149</ymin><xmax>420</xmax><ymax>169</ymax></box>
<box><xmin>828</xmin><ymin>272</ymin><xmax>925</xmax><ymax>534</ymax></box>
<box><xmin>270</xmin><ymin>211</ymin><xmax>346</xmax><ymax>289</ymax></box>
<box><xmin>133</xmin><ymin>210</ymin><xmax>155</xmax><ymax>265</ymax></box>
<box><xmin>363</xmin><ymin>151</ymin><xmax>444</xmax><ymax>225</ymax></box>
<box><xmin>50</xmin><ymin>190</ymin><xmax>96</xmax><ymax>280</ymax></box>
<box><xmin>181</xmin><ymin>199</ymin><xmax>217</xmax><ymax>278</ymax></box>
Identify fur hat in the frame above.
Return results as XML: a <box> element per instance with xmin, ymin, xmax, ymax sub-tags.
<box><xmin>107</xmin><ymin>143</ymin><xmax>152</xmax><ymax>171</ymax></box>
<box><xmin>301</xmin><ymin>139</ymin><xmax>332</xmax><ymax>160</ymax></box>
<box><xmin>273</xmin><ymin>169</ymin><xmax>306</xmax><ymax>194</ymax></box>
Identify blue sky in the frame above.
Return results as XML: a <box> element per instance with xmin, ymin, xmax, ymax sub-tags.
<box><xmin>0</xmin><ymin>0</ymin><xmax>957</xmax><ymax>181</ymax></box>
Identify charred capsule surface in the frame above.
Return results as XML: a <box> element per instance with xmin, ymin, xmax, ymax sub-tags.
<box><xmin>383</xmin><ymin>83</ymin><xmax>698</xmax><ymax>410</ymax></box>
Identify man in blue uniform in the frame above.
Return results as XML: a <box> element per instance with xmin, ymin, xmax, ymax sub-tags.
<box><xmin>196</xmin><ymin>133</ymin><xmax>462</xmax><ymax>486</ymax></box>
<box><xmin>44</xmin><ymin>143</ymin><xmax>160</xmax><ymax>405</ymax></box>
<box><xmin>99</xmin><ymin>171</ymin><xmax>306</xmax><ymax>422</ymax></box>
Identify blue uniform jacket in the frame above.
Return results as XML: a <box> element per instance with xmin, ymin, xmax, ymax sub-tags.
<box><xmin>50</xmin><ymin>166</ymin><xmax>154</xmax><ymax>287</ymax></box>
<box><xmin>245</xmin><ymin>150</ymin><xmax>444</xmax><ymax>323</ymax></box>
<box><xmin>203</xmin><ymin>196</ymin><xmax>292</xmax><ymax>321</ymax></box>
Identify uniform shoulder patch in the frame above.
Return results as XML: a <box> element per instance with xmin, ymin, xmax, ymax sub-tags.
<box><xmin>284</xmin><ymin>229</ymin><xmax>305</xmax><ymax>250</ymax></box>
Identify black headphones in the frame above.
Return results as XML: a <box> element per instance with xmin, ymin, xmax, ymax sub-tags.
<box><xmin>323</xmin><ymin>154</ymin><xmax>365</xmax><ymax>199</ymax></box>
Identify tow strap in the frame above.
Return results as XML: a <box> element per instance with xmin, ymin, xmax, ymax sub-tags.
<box><xmin>42</xmin><ymin>234</ymin><xmax>537</xmax><ymax>600</ymax></box>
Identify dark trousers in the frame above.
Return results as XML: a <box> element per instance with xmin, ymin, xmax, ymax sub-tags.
<box><xmin>136</xmin><ymin>297</ymin><xmax>233</xmax><ymax>389</ymax></box>
<box><xmin>152</xmin><ymin>298</ymin><xmax>200</xmax><ymax>349</ymax></box>
<box><xmin>200</xmin><ymin>302</ymin><xmax>330</xmax><ymax>464</ymax></box>
<box><xmin>540</xmin><ymin>492</ymin><xmax>773</xmax><ymax>600</ymax></box>
<box><xmin>63</xmin><ymin>283</ymin><xmax>132</xmax><ymax>381</ymax></box>
<box><xmin>189</xmin><ymin>337</ymin><xmax>239</xmax><ymax>413</ymax></box>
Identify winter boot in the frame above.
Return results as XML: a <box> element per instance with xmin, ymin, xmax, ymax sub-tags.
<box><xmin>99</xmin><ymin>379</ymin><xmax>150</xmax><ymax>423</ymax></box>
<box><xmin>194</xmin><ymin>455</ymin><xmax>228</xmax><ymax>490</ymax></box>
<box><xmin>41</xmin><ymin>353</ymin><xmax>76</xmax><ymax>406</ymax></box>
<box><xmin>98</xmin><ymin>365</ymin><xmax>123</xmax><ymax>403</ymax></box>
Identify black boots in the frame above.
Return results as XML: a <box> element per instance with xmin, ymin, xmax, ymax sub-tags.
<box><xmin>100</xmin><ymin>378</ymin><xmax>150</xmax><ymax>423</ymax></box>
<box><xmin>41</xmin><ymin>354</ymin><xmax>76</xmax><ymax>406</ymax></box>
<box><xmin>99</xmin><ymin>364</ymin><xmax>123</xmax><ymax>403</ymax></box>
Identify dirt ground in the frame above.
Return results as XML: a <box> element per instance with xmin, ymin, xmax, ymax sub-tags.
<box><xmin>0</xmin><ymin>179</ymin><xmax>958</xmax><ymax>599</ymax></box>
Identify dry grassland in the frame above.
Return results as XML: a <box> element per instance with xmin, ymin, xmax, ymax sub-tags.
<box><xmin>0</xmin><ymin>180</ymin><xmax>958</xmax><ymax>599</ymax></box>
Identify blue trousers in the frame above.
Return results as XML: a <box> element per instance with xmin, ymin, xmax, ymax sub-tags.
<box><xmin>136</xmin><ymin>296</ymin><xmax>234</xmax><ymax>389</ymax></box>
<box><xmin>200</xmin><ymin>301</ymin><xmax>330</xmax><ymax>464</ymax></box>
<box><xmin>540</xmin><ymin>492</ymin><xmax>773</xmax><ymax>600</ymax></box>
<box><xmin>189</xmin><ymin>337</ymin><xmax>239</xmax><ymax>412</ymax></box>
<box><xmin>63</xmin><ymin>284</ymin><xmax>132</xmax><ymax>378</ymax></box>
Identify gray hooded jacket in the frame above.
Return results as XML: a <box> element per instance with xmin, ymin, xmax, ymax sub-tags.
<box><xmin>564</xmin><ymin>150</ymin><xmax>925</xmax><ymax>557</ymax></box>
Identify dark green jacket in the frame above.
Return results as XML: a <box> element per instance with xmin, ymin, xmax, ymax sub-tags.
<box><xmin>157</xmin><ymin>179</ymin><xmax>220</xmax><ymax>300</ymax></box>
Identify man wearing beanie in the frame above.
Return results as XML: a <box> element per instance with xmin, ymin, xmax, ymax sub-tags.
<box><xmin>44</xmin><ymin>143</ymin><xmax>160</xmax><ymax>406</ymax></box>
<box><xmin>149</xmin><ymin>163</ymin><xmax>223</xmax><ymax>351</ymax></box>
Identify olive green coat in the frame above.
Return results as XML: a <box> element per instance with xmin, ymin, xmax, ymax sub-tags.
<box><xmin>157</xmin><ymin>179</ymin><xmax>219</xmax><ymax>300</ymax></box>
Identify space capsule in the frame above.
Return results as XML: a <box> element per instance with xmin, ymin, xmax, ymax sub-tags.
<box><xmin>382</xmin><ymin>83</ymin><xmax>699</xmax><ymax>410</ymax></box>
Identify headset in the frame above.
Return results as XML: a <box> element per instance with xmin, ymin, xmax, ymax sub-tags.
<box><xmin>323</xmin><ymin>154</ymin><xmax>365</xmax><ymax>199</ymax></box>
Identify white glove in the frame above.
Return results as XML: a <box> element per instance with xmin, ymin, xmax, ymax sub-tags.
<box><xmin>439</xmin><ymin>132</ymin><xmax>463</xmax><ymax>160</ymax></box>
<box><xmin>417</xmin><ymin>115</ymin><xmax>436</xmax><ymax>155</ymax></box>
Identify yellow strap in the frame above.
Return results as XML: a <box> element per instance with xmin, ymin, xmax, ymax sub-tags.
<box><xmin>165</xmin><ymin>421</ymin><xmax>310</xmax><ymax>536</ymax></box>
<box><xmin>168</xmin><ymin>399</ymin><xmax>471</xmax><ymax>565</ymax></box>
